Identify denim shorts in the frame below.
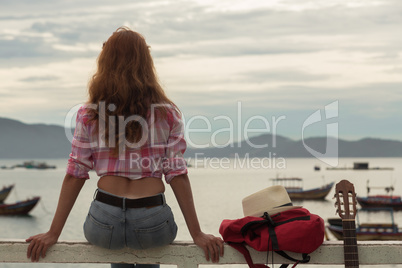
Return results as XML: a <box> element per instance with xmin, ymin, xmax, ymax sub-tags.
<box><xmin>83</xmin><ymin>189</ymin><xmax>178</xmax><ymax>250</ymax></box>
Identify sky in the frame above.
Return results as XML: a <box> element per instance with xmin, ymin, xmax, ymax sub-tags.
<box><xmin>1</xmin><ymin>0</ymin><xmax>401</xmax><ymax>146</ymax></box>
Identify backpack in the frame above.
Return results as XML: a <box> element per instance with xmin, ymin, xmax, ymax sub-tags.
<box><xmin>219</xmin><ymin>208</ymin><xmax>325</xmax><ymax>268</ymax></box>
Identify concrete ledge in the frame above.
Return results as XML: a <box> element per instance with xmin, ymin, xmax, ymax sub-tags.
<box><xmin>1</xmin><ymin>240</ymin><xmax>402</xmax><ymax>267</ymax></box>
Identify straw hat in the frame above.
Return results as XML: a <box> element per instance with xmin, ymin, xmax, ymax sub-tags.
<box><xmin>242</xmin><ymin>185</ymin><xmax>302</xmax><ymax>217</ymax></box>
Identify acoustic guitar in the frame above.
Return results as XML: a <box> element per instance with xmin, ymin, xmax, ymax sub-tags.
<box><xmin>334</xmin><ymin>180</ymin><xmax>359</xmax><ymax>268</ymax></box>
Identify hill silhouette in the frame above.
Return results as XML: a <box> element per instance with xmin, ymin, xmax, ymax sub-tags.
<box><xmin>0</xmin><ymin>117</ymin><xmax>73</xmax><ymax>159</ymax></box>
<box><xmin>0</xmin><ymin>117</ymin><xmax>401</xmax><ymax>159</ymax></box>
<box><xmin>184</xmin><ymin>135</ymin><xmax>402</xmax><ymax>158</ymax></box>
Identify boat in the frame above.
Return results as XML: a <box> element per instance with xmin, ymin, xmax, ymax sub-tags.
<box><xmin>327</xmin><ymin>209</ymin><xmax>402</xmax><ymax>241</ymax></box>
<box><xmin>0</xmin><ymin>197</ymin><xmax>40</xmax><ymax>216</ymax></box>
<box><xmin>0</xmin><ymin>165</ymin><xmax>14</xmax><ymax>170</ymax></box>
<box><xmin>14</xmin><ymin>161</ymin><xmax>56</xmax><ymax>169</ymax></box>
<box><xmin>271</xmin><ymin>178</ymin><xmax>334</xmax><ymax>200</ymax></box>
<box><xmin>357</xmin><ymin>195</ymin><xmax>402</xmax><ymax>211</ymax></box>
<box><xmin>356</xmin><ymin>180</ymin><xmax>402</xmax><ymax>211</ymax></box>
<box><xmin>2</xmin><ymin>161</ymin><xmax>56</xmax><ymax>170</ymax></box>
<box><xmin>327</xmin><ymin>222</ymin><xmax>402</xmax><ymax>240</ymax></box>
<box><xmin>327</xmin><ymin>218</ymin><xmax>342</xmax><ymax>227</ymax></box>
<box><xmin>0</xmin><ymin>185</ymin><xmax>14</xmax><ymax>203</ymax></box>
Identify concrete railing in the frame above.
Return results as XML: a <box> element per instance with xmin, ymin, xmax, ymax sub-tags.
<box><xmin>1</xmin><ymin>240</ymin><xmax>402</xmax><ymax>267</ymax></box>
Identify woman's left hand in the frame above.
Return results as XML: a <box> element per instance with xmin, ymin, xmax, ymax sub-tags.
<box><xmin>26</xmin><ymin>232</ymin><xmax>58</xmax><ymax>262</ymax></box>
<box><xmin>193</xmin><ymin>231</ymin><xmax>224</xmax><ymax>263</ymax></box>
<box><xmin>169</xmin><ymin>175</ymin><xmax>224</xmax><ymax>262</ymax></box>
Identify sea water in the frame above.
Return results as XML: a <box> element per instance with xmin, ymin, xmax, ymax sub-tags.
<box><xmin>1</xmin><ymin>157</ymin><xmax>401</xmax><ymax>268</ymax></box>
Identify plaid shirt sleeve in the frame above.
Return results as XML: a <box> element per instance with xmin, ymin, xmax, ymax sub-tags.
<box><xmin>162</xmin><ymin>110</ymin><xmax>188</xmax><ymax>183</ymax></box>
<box><xmin>66</xmin><ymin>106</ymin><xmax>93</xmax><ymax>179</ymax></box>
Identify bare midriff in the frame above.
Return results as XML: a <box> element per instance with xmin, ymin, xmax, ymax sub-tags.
<box><xmin>98</xmin><ymin>176</ymin><xmax>165</xmax><ymax>199</ymax></box>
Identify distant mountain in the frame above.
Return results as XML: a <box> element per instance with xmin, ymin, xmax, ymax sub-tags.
<box><xmin>184</xmin><ymin>135</ymin><xmax>402</xmax><ymax>158</ymax></box>
<box><xmin>0</xmin><ymin>117</ymin><xmax>72</xmax><ymax>159</ymax></box>
<box><xmin>0</xmin><ymin>117</ymin><xmax>401</xmax><ymax>159</ymax></box>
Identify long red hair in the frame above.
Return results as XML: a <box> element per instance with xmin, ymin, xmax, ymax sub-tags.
<box><xmin>87</xmin><ymin>26</ymin><xmax>176</xmax><ymax>153</ymax></box>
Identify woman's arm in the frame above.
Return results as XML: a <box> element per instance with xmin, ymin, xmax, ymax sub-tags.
<box><xmin>26</xmin><ymin>173</ymin><xmax>86</xmax><ymax>262</ymax></box>
<box><xmin>169</xmin><ymin>174</ymin><xmax>224</xmax><ymax>263</ymax></box>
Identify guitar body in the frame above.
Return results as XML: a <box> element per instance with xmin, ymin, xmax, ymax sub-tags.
<box><xmin>334</xmin><ymin>180</ymin><xmax>359</xmax><ymax>268</ymax></box>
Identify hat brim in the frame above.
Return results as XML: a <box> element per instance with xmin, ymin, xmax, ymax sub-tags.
<box><xmin>248</xmin><ymin>205</ymin><xmax>302</xmax><ymax>217</ymax></box>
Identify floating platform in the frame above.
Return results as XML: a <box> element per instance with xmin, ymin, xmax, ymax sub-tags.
<box><xmin>327</xmin><ymin>162</ymin><xmax>394</xmax><ymax>170</ymax></box>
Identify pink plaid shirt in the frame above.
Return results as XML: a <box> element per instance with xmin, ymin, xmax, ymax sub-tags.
<box><xmin>66</xmin><ymin>105</ymin><xmax>188</xmax><ymax>183</ymax></box>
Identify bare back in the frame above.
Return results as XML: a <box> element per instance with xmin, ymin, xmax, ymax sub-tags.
<box><xmin>98</xmin><ymin>176</ymin><xmax>165</xmax><ymax>199</ymax></box>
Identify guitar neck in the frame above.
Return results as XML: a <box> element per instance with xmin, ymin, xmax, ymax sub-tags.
<box><xmin>342</xmin><ymin>219</ymin><xmax>359</xmax><ymax>268</ymax></box>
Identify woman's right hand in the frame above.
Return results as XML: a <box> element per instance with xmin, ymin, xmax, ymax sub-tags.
<box><xmin>25</xmin><ymin>174</ymin><xmax>85</xmax><ymax>262</ymax></box>
<box><xmin>26</xmin><ymin>231</ymin><xmax>58</xmax><ymax>262</ymax></box>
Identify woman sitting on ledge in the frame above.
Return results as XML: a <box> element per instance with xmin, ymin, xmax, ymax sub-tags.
<box><xmin>26</xmin><ymin>26</ymin><xmax>224</xmax><ymax>267</ymax></box>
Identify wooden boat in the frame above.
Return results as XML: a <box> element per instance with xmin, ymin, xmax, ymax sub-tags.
<box><xmin>327</xmin><ymin>218</ymin><xmax>342</xmax><ymax>227</ymax></box>
<box><xmin>271</xmin><ymin>178</ymin><xmax>334</xmax><ymax>200</ymax></box>
<box><xmin>356</xmin><ymin>180</ymin><xmax>402</xmax><ymax>210</ymax></box>
<box><xmin>327</xmin><ymin>209</ymin><xmax>402</xmax><ymax>241</ymax></box>
<box><xmin>0</xmin><ymin>185</ymin><xmax>14</xmax><ymax>203</ymax></box>
<box><xmin>0</xmin><ymin>197</ymin><xmax>40</xmax><ymax>216</ymax></box>
<box><xmin>357</xmin><ymin>195</ymin><xmax>402</xmax><ymax>211</ymax></box>
<box><xmin>328</xmin><ymin>223</ymin><xmax>402</xmax><ymax>240</ymax></box>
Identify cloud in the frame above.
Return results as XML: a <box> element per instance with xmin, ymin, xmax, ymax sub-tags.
<box><xmin>0</xmin><ymin>36</ymin><xmax>55</xmax><ymax>58</ymax></box>
<box><xmin>132</xmin><ymin>0</ymin><xmax>402</xmax><ymax>59</ymax></box>
<box><xmin>19</xmin><ymin>75</ymin><xmax>60</xmax><ymax>82</ymax></box>
<box><xmin>2</xmin><ymin>0</ymin><xmax>401</xmax><ymax>62</ymax></box>
<box><xmin>238</xmin><ymin>69</ymin><xmax>333</xmax><ymax>83</ymax></box>
<box><xmin>172</xmin><ymin>80</ymin><xmax>402</xmax><ymax>120</ymax></box>
<box><xmin>0</xmin><ymin>0</ymin><xmax>401</xmax><ymax>141</ymax></box>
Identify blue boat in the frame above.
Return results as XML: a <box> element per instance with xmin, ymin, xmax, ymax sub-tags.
<box><xmin>327</xmin><ymin>208</ymin><xmax>402</xmax><ymax>241</ymax></box>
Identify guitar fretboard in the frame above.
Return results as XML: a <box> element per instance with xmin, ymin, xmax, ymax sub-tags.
<box><xmin>342</xmin><ymin>219</ymin><xmax>359</xmax><ymax>268</ymax></box>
